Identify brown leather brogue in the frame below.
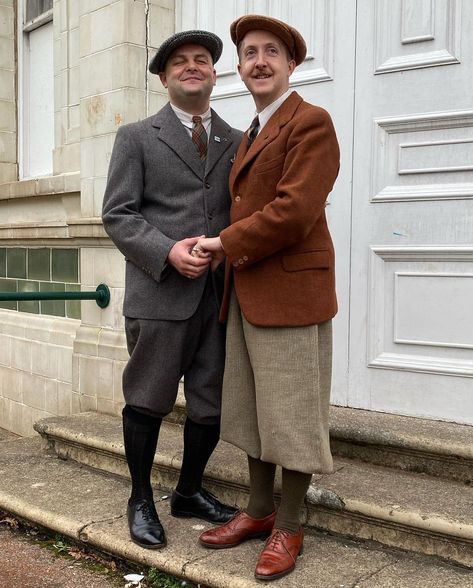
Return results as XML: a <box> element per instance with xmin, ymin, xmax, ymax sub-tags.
<box><xmin>254</xmin><ymin>527</ymin><xmax>304</xmax><ymax>581</ymax></box>
<box><xmin>199</xmin><ymin>510</ymin><xmax>276</xmax><ymax>549</ymax></box>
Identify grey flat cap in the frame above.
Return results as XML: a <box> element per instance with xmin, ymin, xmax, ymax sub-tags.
<box><xmin>149</xmin><ymin>30</ymin><xmax>223</xmax><ymax>74</ymax></box>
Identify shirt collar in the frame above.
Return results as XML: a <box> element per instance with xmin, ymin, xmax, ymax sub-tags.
<box><xmin>255</xmin><ymin>89</ymin><xmax>293</xmax><ymax>134</ymax></box>
<box><xmin>170</xmin><ymin>103</ymin><xmax>212</xmax><ymax>128</ymax></box>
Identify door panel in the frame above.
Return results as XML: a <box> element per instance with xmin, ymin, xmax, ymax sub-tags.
<box><xmin>349</xmin><ymin>0</ymin><xmax>473</xmax><ymax>423</ymax></box>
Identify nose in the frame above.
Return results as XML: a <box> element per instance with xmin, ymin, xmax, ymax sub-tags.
<box><xmin>255</xmin><ymin>50</ymin><xmax>267</xmax><ymax>68</ymax></box>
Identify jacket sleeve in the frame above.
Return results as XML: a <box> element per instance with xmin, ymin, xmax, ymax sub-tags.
<box><xmin>102</xmin><ymin>124</ymin><xmax>175</xmax><ymax>282</ymax></box>
<box><xmin>220</xmin><ymin>108</ymin><xmax>340</xmax><ymax>269</ymax></box>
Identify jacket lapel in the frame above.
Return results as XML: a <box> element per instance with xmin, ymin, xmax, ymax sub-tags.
<box><xmin>230</xmin><ymin>92</ymin><xmax>303</xmax><ymax>191</ymax></box>
<box><xmin>204</xmin><ymin>110</ymin><xmax>235</xmax><ymax>177</ymax></box>
<box><xmin>152</xmin><ymin>103</ymin><xmax>204</xmax><ymax>179</ymax></box>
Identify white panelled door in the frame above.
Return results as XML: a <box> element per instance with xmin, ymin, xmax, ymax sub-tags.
<box><xmin>350</xmin><ymin>0</ymin><xmax>473</xmax><ymax>424</ymax></box>
<box><xmin>176</xmin><ymin>0</ymin><xmax>473</xmax><ymax>424</ymax></box>
<box><xmin>178</xmin><ymin>0</ymin><xmax>357</xmax><ymax>406</ymax></box>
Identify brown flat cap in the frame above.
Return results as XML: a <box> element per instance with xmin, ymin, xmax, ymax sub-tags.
<box><xmin>149</xmin><ymin>30</ymin><xmax>223</xmax><ymax>74</ymax></box>
<box><xmin>230</xmin><ymin>15</ymin><xmax>306</xmax><ymax>66</ymax></box>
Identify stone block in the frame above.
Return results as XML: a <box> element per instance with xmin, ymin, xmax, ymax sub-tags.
<box><xmin>0</xmin><ymin>366</ymin><xmax>21</xmax><ymax>402</ymax></box>
<box><xmin>148</xmin><ymin>4</ymin><xmax>175</xmax><ymax>49</ymax></box>
<box><xmin>22</xmin><ymin>372</ymin><xmax>46</xmax><ymax>411</ymax></box>
<box><xmin>71</xmin><ymin>390</ymin><xmax>80</xmax><ymax>413</ymax></box>
<box><xmin>112</xmin><ymin>360</ymin><xmax>126</xmax><ymax>403</ymax></box>
<box><xmin>0</xmin><ymin>130</ymin><xmax>16</xmax><ymax>163</ymax></box>
<box><xmin>80</xmin><ymin>134</ymin><xmax>115</xmax><ymax>178</ymax></box>
<box><xmin>79</xmin><ymin>355</ymin><xmax>114</xmax><ymax>399</ymax></box>
<box><xmin>57</xmin><ymin>345</ymin><xmax>73</xmax><ymax>383</ymax></box>
<box><xmin>69</xmin><ymin>65</ymin><xmax>80</xmax><ymax>105</ymax></box>
<box><xmin>98</xmin><ymin>328</ymin><xmax>128</xmax><ymax>361</ymax></box>
<box><xmin>92</xmin><ymin>176</ymin><xmax>107</xmax><ymax>217</ymax></box>
<box><xmin>54</xmin><ymin>141</ymin><xmax>80</xmax><ymax>174</ymax></box>
<box><xmin>67</xmin><ymin>0</ymin><xmax>79</xmax><ymax>29</ymax></box>
<box><xmin>93</xmin><ymin>247</ymin><xmax>126</xmax><ymax>288</ymax></box>
<box><xmin>0</xmin><ymin>395</ymin><xmax>9</xmax><ymax>429</ymax></box>
<box><xmin>0</xmin><ymin>99</ymin><xmax>15</xmax><ymax>132</ymax></box>
<box><xmin>31</xmin><ymin>341</ymin><xmax>59</xmax><ymax>379</ymax></box>
<box><xmin>44</xmin><ymin>378</ymin><xmax>59</xmax><ymax>414</ymax></box>
<box><xmin>0</xmin><ymin>333</ymin><xmax>11</xmax><ymax>366</ymax></box>
<box><xmin>80</xmin><ymin>393</ymin><xmax>97</xmax><ymax>411</ymax></box>
<box><xmin>57</xmin><ymin>381</ymin><xmax>72</xmax><ymax>415</ymax></box>
<box><xmin>69</xmin><ymin>27</ymin><xmax>80</xmax><ymax>69</ymax></box>
<box><xmin>9</xmin><ymin>400</ymin><xmax>33</xmax><ymax>436</ymax></box>
<box><xmin>59</xmin><ymin>30</ymin><xmax>69</xmax><ymax>71</ymax></box>
<box><xmin>0</xmin><ymin>40</ymin><xmax>13</xmax><ymax>73</ymax></box>
<box><xmin>0</xmin><ymin>162</ymin><xmax>17</xmax><ymax>183</ymax></box>
<box><xmin>80</xmin><ymin>44</ymin><xmax>146</xmax><ymax>99</ymax></box>
<box><xmin>97</xmin><ymin>397</ymin><xmax>115</xmax><ymax>415</ymax></box>
<box><xmin>11</xmin><ymin>338</ymin><xmax>32</xmax><ymax>372</ymax></box>
<box><xmin>80</xmin><ymin>0</ymin><xmax>146</xmax><ymax>58</ymax></box>
<box><xmin>147</xmin><ymin>90</ymin><xmax>168</xmax><ymax>115</ymax></box>
<box><xmin>0</xmin><ymin>4</ymin><xmax>14</xmax><ymax>38</ymax></box>
<box><xmin>0</xmin><ymin>69</ymin><xmax>13</xmax><ymax>104</ymax></box>
<box><xmin>80</xmin><ymin>88</ymin><xmax>146</xmax><ymax>138</ymax></box>
<box><xmin>73</xmin><ymin>324</ymin><xmax>100</xmax><ymax>356</ymax></box>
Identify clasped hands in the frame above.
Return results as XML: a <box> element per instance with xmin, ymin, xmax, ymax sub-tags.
<box><xmin>167</xmin><ymin>235</ymin><xmax>225</xmax><ymax>279</ymax></box>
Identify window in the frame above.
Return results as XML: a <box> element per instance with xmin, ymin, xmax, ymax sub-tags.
<box><xmin>19</xmin><ymin>0</ymin><xmax>54</xmax><ymax>178</ymax></box>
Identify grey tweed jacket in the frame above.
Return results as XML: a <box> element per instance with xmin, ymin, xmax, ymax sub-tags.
<box><xmin>102</xmin><ymin>104</ymin><xmax>242</xmax><ymax>320</ymax></box>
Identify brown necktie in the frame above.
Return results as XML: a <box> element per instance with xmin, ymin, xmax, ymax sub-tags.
<box><xmin>247</xmin><ymin>115</ymin><xmax>260</xmax><ymax>147</ymax></box>
<box><xmin>192</xmin><ymin>115</ymin><xmax>208</xmax><ymax>160</ymax></box>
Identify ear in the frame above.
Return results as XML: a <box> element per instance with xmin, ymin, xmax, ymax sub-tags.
<box><xmin>158</xmin><ymin>72</ymin><xmax>168</xmax><ymax>88</ymax></box>
<box><xmin>237</xmin><ymin>62</ymin><xmax>242</xmax><ymax>77</ymax></box>
<box><xmin>288</xmin><ymin>59</ymin><xmax>296</xmax><ymax>76</ymax></box>
<box><xmin>212</xmin><ymin>68</ymin><xmax>217</xmax><ymax>86</ymax></box>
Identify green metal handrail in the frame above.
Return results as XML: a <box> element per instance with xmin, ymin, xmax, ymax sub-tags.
<box><xmin>0</xmin><ymin>283</ymin><xmax>110</xmax><ymax>308</ymax></box>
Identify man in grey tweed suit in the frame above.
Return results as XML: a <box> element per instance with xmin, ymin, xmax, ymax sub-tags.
<box><xmin>102</xmin><ymin>30</ymin><xmax>242</xmax><ymax>550</ymax></box>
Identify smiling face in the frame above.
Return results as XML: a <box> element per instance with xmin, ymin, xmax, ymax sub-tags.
<box><xmin>237</xmin><ymin>29</ymin><xmax>295</xmax><ymax>111</ymax></box>
<box><xmin>159</xmin><ymin>43</ymin><xmax>217</xmax><ymax>113</ymax></box>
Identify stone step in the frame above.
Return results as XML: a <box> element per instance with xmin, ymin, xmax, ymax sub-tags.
<box><xmin>2</xmin><ymin>437</ymin><xmax>471</xmax><ymax>588</ymax></box>
<box><xmin>35</xmin><ymin>412</ymin><xmax>473</xmax><ymax>568</ymax></box>
<box><xmin>329</xmin><ymin>406</ymin><xmax>473</xmax><ymax>484</ymax></box>
<box><xmin>167</xmin><ymin>393</ymin><xmax>473</xmax><ymax>484</ymax></box>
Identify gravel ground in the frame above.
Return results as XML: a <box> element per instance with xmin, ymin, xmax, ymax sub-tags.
<box><xmin>0</xmin><ymin>524</ymin><xmax>124</xmax><ymax>588</ymax></box>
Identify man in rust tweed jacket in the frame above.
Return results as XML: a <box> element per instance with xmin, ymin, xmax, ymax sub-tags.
<box><xmin>196</xmin><ymin>15</ymin><xmax>340</xmax><ymax>582</ymax></box>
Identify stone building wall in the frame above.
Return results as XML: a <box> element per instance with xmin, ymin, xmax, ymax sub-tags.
<box><xmin>0</xmin><ymin>0</ymin><xmax>176</xmax><ymax>435</ymax></box>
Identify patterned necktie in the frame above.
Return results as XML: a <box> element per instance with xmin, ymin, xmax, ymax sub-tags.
<box><xmin>247</xmin><ymin>115</ymin><xmax>260</xmax><ymax>147</ymax></box>
<box><xmin>192</xmin><ymin>115</ymin><xmax>208</xmax><ymax>160</ymax></box>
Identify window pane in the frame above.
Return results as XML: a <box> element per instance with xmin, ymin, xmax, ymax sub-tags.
<box><xmin>26</xmin><ymin>0</ymin><xmax>53</xmax><ymax>23</ymax></box>
<box><xmin>27</xmin><ymin>20</ymin><xmax>54</xmax><ymax>177</ymax></box>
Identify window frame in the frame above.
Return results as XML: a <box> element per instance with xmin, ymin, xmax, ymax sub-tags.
<box><xmin>17</xmin><ymin>0</ymin><xmax>54</xmax><ymax>180</ymax></box>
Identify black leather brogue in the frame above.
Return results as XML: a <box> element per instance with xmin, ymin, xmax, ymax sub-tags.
<box><xmin>127</xmin><ymin>499</ymin><xmax>166</xmax><ymax>549</ymax></box>
<box><xmin>170</xmin><ymin>488</ymin><xmax>237</xmax><ymax>524</ymax></box>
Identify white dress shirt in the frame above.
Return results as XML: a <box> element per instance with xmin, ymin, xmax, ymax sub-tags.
<box><xmin>170</xmin><ymin>103</ymin><xmax>212</xmax><ymax>143</ymax></box>
<box><xmin>252</xmin><ymin>88</ymin><xmax>293</xmax><ymax>135</ymax></box>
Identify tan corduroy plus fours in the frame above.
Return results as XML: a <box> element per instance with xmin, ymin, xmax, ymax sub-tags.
<box><xmin>220</xmin><ymin>293</ymin><xmax>334</xmax><ymax>474</ymax></box>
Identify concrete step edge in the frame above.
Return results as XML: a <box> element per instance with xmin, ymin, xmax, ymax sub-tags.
<box><xmin>34</xmin><ymin>415</ymin><xmax>473</xmax><ymax>567</ymax></box>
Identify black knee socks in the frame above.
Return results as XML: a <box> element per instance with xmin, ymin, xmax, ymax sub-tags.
<box><xmin>122</xmin><ymin>404</ymin><xmax>162</xmax><ymax>504</ymax></box>
<box><xmin>175</xmin><ymin>417</ymin><xmax>220</xmax><ymax>497</ymax></box>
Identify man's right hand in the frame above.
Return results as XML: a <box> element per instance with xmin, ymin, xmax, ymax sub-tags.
<box><xmin>167</xmin><ymin>236</ymin><xmax>211</xmax><ymax>279</ymax></box>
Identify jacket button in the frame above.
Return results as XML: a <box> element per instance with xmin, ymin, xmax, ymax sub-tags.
<box><xmin>234</xmin><ymin>195</ymin><xmax>241</xmax><ymax>202</ymax></box>
<box><xmin>232</xmin><ymin>261</ymin><xmax>239</xmax><ymax>268</ymax></box>
<box><xmin>205</xmin><ymin>183</ymin><xmax>210</xmax><ymax>189</ymax></box>
<box><xmin>238</xmin><ymin>258</ymin><xmax>244</xmax><ymax>264</ymax></box>
<box><xmin>243</xmin><ymin>255</ymin><xmax>248</xmax><ymax>261</ymax></box>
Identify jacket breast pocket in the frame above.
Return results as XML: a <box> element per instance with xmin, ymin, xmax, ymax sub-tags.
<box><xmin>254</xmin><ymin>153</ymin><xmax>285</xmax><ymax>175</ymax></box>
<box><xmin>281</xmin><ymin>250</ymin><xmax>330</xmax><ymax>272</ymax></box>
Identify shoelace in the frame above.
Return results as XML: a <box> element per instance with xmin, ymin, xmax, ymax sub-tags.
<box><xmin>137</xmin><ymin>501</ymin><xmax>156</xmax><ymax>522</ymax></box>
<box><xmin>264</xmin><ymin>530</ymin><xmax>295</xmax><ymax>560</ymax></box>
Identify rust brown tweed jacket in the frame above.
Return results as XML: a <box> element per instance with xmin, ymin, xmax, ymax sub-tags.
<box><xmin>220</xmin><ymin>91</ymin><xmax>340</xmax><ymax>327</ymax></box>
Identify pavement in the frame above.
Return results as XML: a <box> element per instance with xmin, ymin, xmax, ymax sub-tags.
<box><xmin>0</xmin><ymin>524</ymin><xmax>122</xmax><ymax>588</ymax></box>
<box><xmin>0</xmin><ymin>435</ymin><xmax>472</xmax><ymax>588</ymax></box>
